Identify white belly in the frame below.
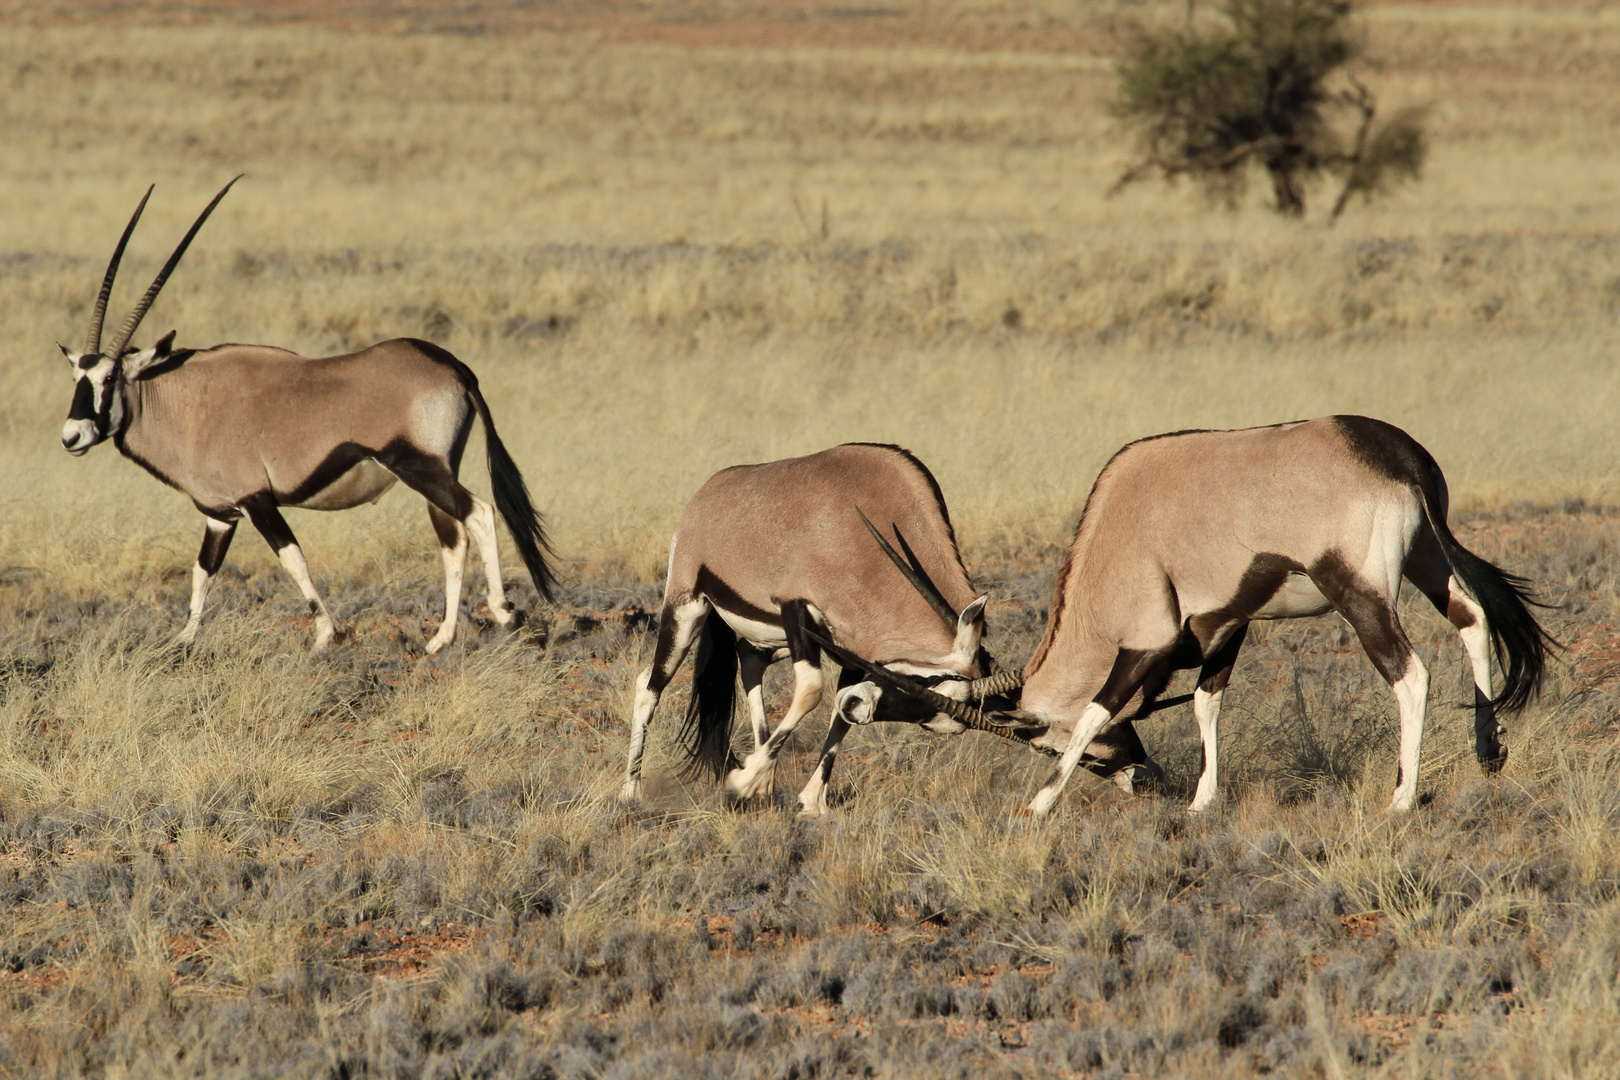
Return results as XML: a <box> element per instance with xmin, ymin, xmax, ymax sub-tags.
<box><xmin>1252</xmin><ymin>571</ymin><xmax>1333</xmax><ymax>619</ymax></box>
<box><xmin>290</xmin><ymin>459</ymin><xmax>399</xmax><ymax>511</ymax></box>
<box><xmin>713</xmin><ymin>607</ymin><xmax>787</xmax><ymax>653</ymax></box>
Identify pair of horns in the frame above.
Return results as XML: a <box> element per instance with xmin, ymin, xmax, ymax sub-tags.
<box><xmin>802</xmin><ymin>626</ymin><xmax>1043</xmax><ymax>742</ymax></box>
<box><xmin>85</xmin><ymin>176</ymin><xmax>241</xmax><ymax>362</ymax></box>
<box><xmin>856</xmin><ymin>506</ymin><xmax>1026</xmax><ymax>699</ymax></box>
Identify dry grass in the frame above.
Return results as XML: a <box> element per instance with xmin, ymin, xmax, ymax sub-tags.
<box><xmin>0</xmin><ymin>1</ymin><xmax>1617</xmax><ymax>1076</ymax></box>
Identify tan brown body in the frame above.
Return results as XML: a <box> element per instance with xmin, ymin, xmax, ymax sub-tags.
<box><xmin>617</xmin><ymin>443</ymin><xmax>1149</xmax><ymax>815</ymax></box>
<box><xmin>60</xmin><ymin>184</ymin><xmax>555</xmax><ymax>653</ymax></box>
<box><xmin>1014</xmin><ymin>416</ymin><xmax>1549</xmax><ymax>817</ymax></box>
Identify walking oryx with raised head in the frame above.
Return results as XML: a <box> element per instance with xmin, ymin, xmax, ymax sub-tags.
<box><xmin>58</xmin><ymin>181</ymin><xmax>556</xmax><ymax>652</ymax></box>
<box><xmin>618</xmin><ymin>443</ymin><xmax>1153</xmax><ymax>816</ymax></box>
<box><xmin>816</xmin><ymin>418</ymin><xmax>1551</xmax><ymax>818</ymax></box>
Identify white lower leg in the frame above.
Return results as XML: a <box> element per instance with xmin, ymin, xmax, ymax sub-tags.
<box><xmin>426</xmin><ymin>526</ymin><xmax>469</xmax><ymax>654</ymax></box>
<box><xmin>1028</xmin><ymin>701</ymin><xmax>1114</xmax><ymax>819</ymax></box>
<box><xmin>797</xmin><ymin>719</ymin><xmax>850</xmax><ymax>817</ymax></box>
<box><xmin>728</xmin><ymin>658</ymin><xmax>822</xmax><ymax>799</ymax></box>
<box><xmin>277</xmin><ymin>544</ymin><xmax>336</xmax><ymax>651</ymax></box>
<box><xmin>466</xmin><ymin>497</ymin><xmax>514</xmax><ymax>626</ymax></box>
<box><xmin>620</xmin><ymin>668</ymin><xmax>660</xmax><ymax>802</ymax></box>
<box><xmin>739</xmin><ymin>652</ymin><xmax>770</xmax><ymax>752</ymax></box>
<box><xmin>174</xmin><ymin>563</ymin><xmax>212</xmax><ymax>645</ymax></box>
<box><xmin>1387</xmin><ymin>657</ymin><xmax>1430</xmax><ymax>812</ymax></box>
<box><xmin>1188</xmin><ymin>686</ymin><xmax>1225</xmax><ymax>813</ymax></box>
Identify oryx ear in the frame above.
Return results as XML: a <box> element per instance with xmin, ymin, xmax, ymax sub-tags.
<box><xmin>122</xmin><ymin>329</ymin><xmax>176</xmax><ymax>379</ymax></box>
<box><xmin>56</xmin><ymin>343</ymin><xmax>77</xmax><ymax>365</ymax></box>
<box><xmin>951</xmin><ymin>594</ymin><xmax>989</xmax><ymax>663</ymax></box>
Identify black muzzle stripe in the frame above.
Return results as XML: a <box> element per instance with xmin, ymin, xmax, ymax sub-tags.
<box><xmin>67</xmin><ymin>377</ymin><xmax>97</xmax><ymax>421</ymax></box>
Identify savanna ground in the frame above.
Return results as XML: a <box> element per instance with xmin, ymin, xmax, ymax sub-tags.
<box><xmin>1</xmin><ymin>1</ymin><xmax>1618</xmax><ymax>1076</ymax></box>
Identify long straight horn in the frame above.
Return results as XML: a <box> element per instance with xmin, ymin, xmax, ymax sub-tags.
<box><xmin>85</xmin><ymin>185</ymin><xmax>154</xmax><ymax>355</ymax></box>
<box><xmin>803</xmin><ymin>627</ymin><xmax>1042</xmax><ymax>735</ymax></box>
<box><xmin>102</xmin><ymin>175</ymin><xmax>241</xmax><ymax>363</ymax></box>
<box><xmin>856</xmin><ymin>507</ymin><xmax>957</xmax><ymax>631</ymax></box>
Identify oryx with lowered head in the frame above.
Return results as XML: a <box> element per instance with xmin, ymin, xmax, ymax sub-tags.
<box><xmin>818</xmin><ymin>417</ymin><xmax>1551</xmax><ymax>818</ymax></box>
<box><xmin>59</xmin><ymin>181</ymin><xmax>556</xmax><ymax>652</ymax></box>
<box><xmin>619</xmin><ymin>442</ymin><xmax>1152</xmax><ymax>815</ymax></box>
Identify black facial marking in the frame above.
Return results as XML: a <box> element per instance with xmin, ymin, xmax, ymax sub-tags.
<box><xmin>66</xmin><ymin>377</ymin><xmax>97</xmax><ymax>421</ymax></box>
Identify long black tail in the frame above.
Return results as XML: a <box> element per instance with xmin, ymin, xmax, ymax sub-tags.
<box><xmin>466</xmin><ymin>385</ymin><xmax>558</xmax><ymax>603</ymax></box>
<box><xmin>677</xmin><ymin>616</ymin><xmax>740</xmax><ymax>782</ymax></box>
<box><xmin>1420</xmin><ymin>489</ymin><xmax>1553</xmax><ymax>713</ymax></box>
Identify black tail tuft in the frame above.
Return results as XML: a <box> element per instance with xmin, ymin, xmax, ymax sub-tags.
<box><xmin>466</xmin><ymin>393</ymin><xmax>556</xmax><ymax>602</ymax></box>
<box><xmin>677</xmin><ymin>616</ymin><xmax>740</xmax><ymax>782</ymax></box>
<box><xmin>482</xmin><ymin>419</ymin><xmax>557</xmax><ymax>602</ymax></box>
<box><xmin>1423</xmin><ymin>497</ymin><xmax>1555</xmax><ymax>714</ymax></box>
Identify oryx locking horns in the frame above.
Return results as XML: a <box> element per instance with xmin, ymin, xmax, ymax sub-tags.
<box><xmin>619</xmin><ymin>443</ymin><xmax>1154</xmax><ymax>815</ymax></box>
<box><xmin>818</xmin><ymin>417</ymin><xmax>1552</xmax><ymax>819</ymax></box>
<box><xmin>59</xmin><ymin>180</ymin><xmax>557</xmax><ymax>652</ymax></box>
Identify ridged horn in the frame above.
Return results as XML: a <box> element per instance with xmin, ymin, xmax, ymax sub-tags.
<box><xmin>803</xmin><ymin>627</ymin><xmax>1043</xmax><ymax>737</ymax></box>
<box><xmin>103</xmin><ymin>175</ymin><xmax>241</xmax><ymax>364</ymax></box>
<box><xmin>857</xmin><ymin>507</ymin><xmax>958</xmax><ymax>632</ymax></box>
<box><xmin>85</xmin><ymin>185</ymin><xmax>154</xmax><ymax>356</ymax></box>
<box><xmin>966</xmin><ymin>668</ymin><xmax>1026</xmax><ymax>698</ymax></box>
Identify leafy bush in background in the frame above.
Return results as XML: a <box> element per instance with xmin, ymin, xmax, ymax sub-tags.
<box><xmin>1112</xmin><ymin>0</ymin><xmax>1427</xmax><ymax>220</ymax></box>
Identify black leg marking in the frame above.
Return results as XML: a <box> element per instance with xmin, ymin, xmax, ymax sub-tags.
<box><xmin>241</xmin><ymin>495</ymin><xmax>298</xmax><ymax>553</ymax></box>
<box><xmin>1311</xmin><ymin>552</ymin><xmax>1411</xmax><ymax>685</ymax></box>
<box><xmin>197</xmin><ymin>518</ymin><xmax>237</xmax><ymax>574</ymax></box>
<box><xmin>780</xmin><ymin>599</ymin><xmax>822</xmax><ymax>667</ymax></box>
<box><xmin>379</xmin><ymin>444</ymin><xmax>475</xmax><ymax>522</ymax></box>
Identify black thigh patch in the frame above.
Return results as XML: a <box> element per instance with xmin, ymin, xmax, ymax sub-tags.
<box><xmin>1311</xmin><ymin>550</ymin><xmax>1411</xmax><ymax>684</ymax></box>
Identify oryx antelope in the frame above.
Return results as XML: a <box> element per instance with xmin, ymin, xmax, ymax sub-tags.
<box><xmin>618</xmin><ymin>442</ymin><xmax>1152</xmax><ymax>815</ymax></box>
<box><xmin>59</xmin><ymin>181</ymin><xmax>557</xmax><ymax>652</ymax></box>
<box><xmin>819</xmin><ymin>417</ymin><xmax>1551</xmax><ymax>818</ymax></box>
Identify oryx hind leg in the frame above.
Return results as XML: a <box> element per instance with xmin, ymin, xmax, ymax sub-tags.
<box><xmin>384</xmin><ymin>448</ymin><xmax>515</xmax><ymax>648</ymax></box>
<box><xmin>1186</xmin><ymin>623</ymin><xmax>1248</xmax><ymax>814</ymax></box>
<box><xmin>425</xmin><ymin>505</ymin><xmax>469</xmax><ymax>655</ymax></box>
<box><xmin>1313</xmin><ymin>554</ymin><xmax>1428</xmax><ymax>812</ymax></box>
<box><xmin>241</xmin><ymin>498</ymin><xmax>336</xmax><ymax>652</ymax></box>
<box><xmin>727</xmin><ymin>599</ymin><xmax>824</xmax><ymax>802</ymax></box>
<box><xmin>621</xmin><ymin>596</ymin><xmax>710</xmax><ymax>803</ymax></box>
<box><xmin>174</xmin><ymin>515</ymin><xmax>237</xmax><ymax>647</ymax></box>
<box><xmin>1405</xmin><ymin>528</ymin><xmax>1504</xmax><ymax>772</ymax></box>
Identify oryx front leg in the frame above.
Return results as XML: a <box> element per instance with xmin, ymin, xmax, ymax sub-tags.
<box><xmin>426</xmin><ymin>505</ymin><xmax>469</xmax><ymax>654</ymax></box>
<box><xmin>726</xmin><ymin>599</ymin><xmax>824</xmax><ymax>802</ymax></box>
<box><xmin>726</xmin><ymin>658</ymin><xmax>823</xmax><ymax>801</ymax></box>
<box><xmin>620</xmin><ymin>598</ymin><xmax>708</xmax><ymax>803</ymax></box>
<box><xmin>796</xmin><ymin>715</ymin><xmax>850</xmax><ymax>818</ymax></box>
<box><xmin>173</xmin><ymin>515</ymin><xmax>236</xmax><ymax>648</ymax></box>
<box><xmin>244</xmin><ymin>499</ymin><xmax>335</xmax><ymax>652</ymax></box>
<box><xmin>1027</xmin><ymin>646</ymin><xmax>1169</xmax><ymax>820</ymax></box>
<box><xmin>463</xmin><ymin>495</ymin><xmax>516</xmax><ymax>627</ymax></box>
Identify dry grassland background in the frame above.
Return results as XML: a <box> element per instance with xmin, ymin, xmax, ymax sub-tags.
<box><xmin>0</xmin><ymin>1</ymin><xmax>1618</xmax><ymax>1077</ymax></box>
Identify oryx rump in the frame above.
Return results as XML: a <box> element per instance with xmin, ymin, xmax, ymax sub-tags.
<box><xmin>827</xmin><ymin>417</ymin><xmax>1551</xmax><ymax>818</ymax></box>
<box><xmin>618</xmin><ymin>443</ymin><xmax>1145</xmax><ymax>814</ymax></box>
<box><xmin>59</xmin><ymin>182</ymin><xmax>556</xmax><ymax>652</ymax></box>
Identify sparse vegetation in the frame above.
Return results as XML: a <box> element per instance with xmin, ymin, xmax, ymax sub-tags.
<box><xmin>0</xmin><ymin>2</ymin><xmax>1617</xmax><ymax>1077</ymax></box>
<box><xmin>1112</xmin><ymin>0</ymin><xmax>1427</xmax><ymax>219</ymax></box>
